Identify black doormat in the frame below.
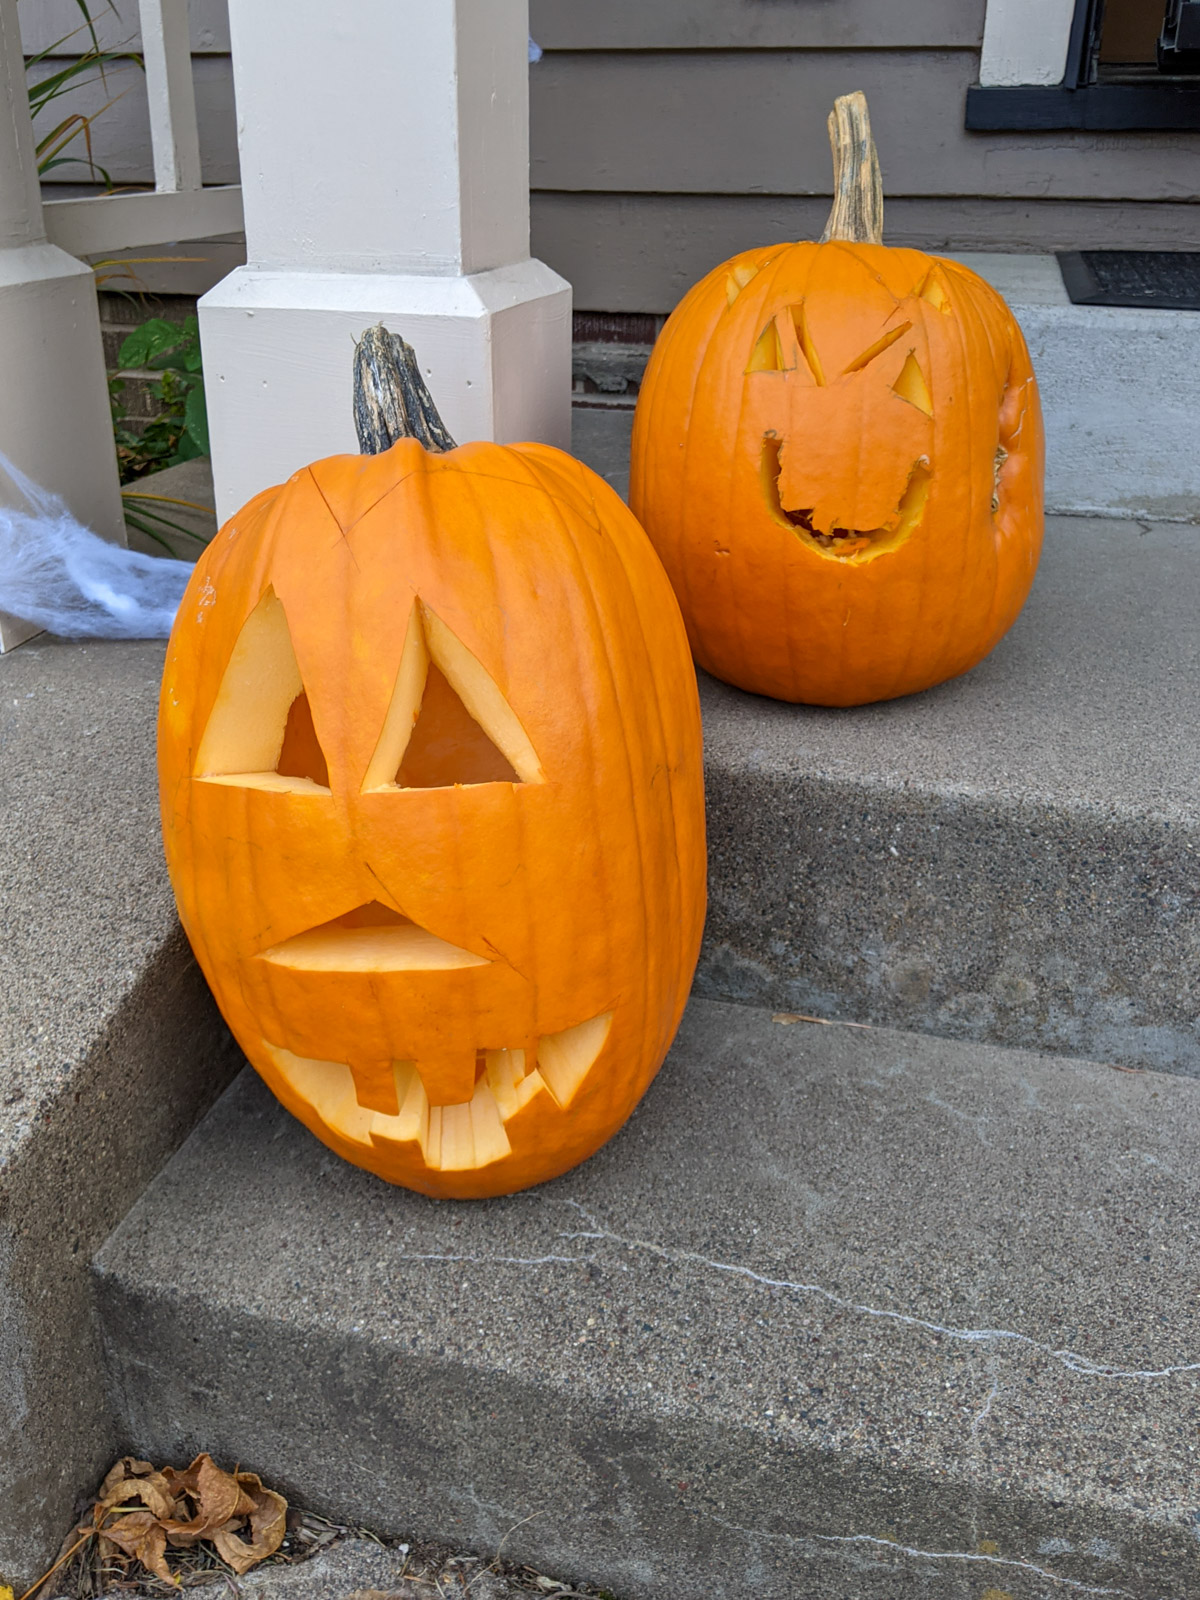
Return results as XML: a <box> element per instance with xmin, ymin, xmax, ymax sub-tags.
<box><xmin>1058</xmin><ymin>251</ymin><xmax>1200</xmax><ymax>310</ymax></box>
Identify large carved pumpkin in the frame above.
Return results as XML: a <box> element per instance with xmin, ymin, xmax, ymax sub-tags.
<box><xmin>630</xmin><ymin>93</ymin><xmax>1045</xmax><ymax>707</ymax></box>
<box><xmin>159</xmin><ymin>329</ymin><xmax>706</xmax><ymax>1199</ymax></box>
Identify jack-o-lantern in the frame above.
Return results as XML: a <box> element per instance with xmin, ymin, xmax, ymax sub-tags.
<box><xmin>630</xmin><ymin>93</ymin><xmax>1045</xmax><ymax>707</ymax></box>
<box><xmin>159</xmin><ymin>328</ymin><xmax>706</xmax><ymax>1199</ymax></box>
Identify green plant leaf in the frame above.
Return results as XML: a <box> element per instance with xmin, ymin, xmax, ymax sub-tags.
<box><xmin>183</xmin><ymin>385</ymin><xmax>209</xmax><ymax>455</ymax></box>
<box><xmin>170</xmin><ymin>433</ymin><xmax>205</xmax><ymax>466</ymax></box>
<box><xmin>117</xmin><ymin>318</ymin><xmax>185</xmax><ymax>369</ymax></box>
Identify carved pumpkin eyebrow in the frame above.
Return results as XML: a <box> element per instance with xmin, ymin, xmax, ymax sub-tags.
<box><xmin>843</xmin><ymin>320</ymin><xmax>912</xmax><ymax>376</ymax></box>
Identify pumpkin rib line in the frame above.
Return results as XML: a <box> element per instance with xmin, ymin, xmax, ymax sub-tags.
<box><xmin>461</xmin><ymin>466</ymin><xmax>537</xmax><ymax>999</ymax></box>
<box><xmin>534</xmin><ymin>463</ymin><xmax>656</xmax><ymax>1107</ymax></box>
<box><xmin>580</xmin><ymin>464</ymin><xmax>699</xmax><ymax>1028</ymax></box>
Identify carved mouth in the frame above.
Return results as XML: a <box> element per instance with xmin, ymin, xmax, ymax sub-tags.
<box><xmin>264</xmin><ymin>1011</ymin><xmax>614</xmax><ymax>1173</ymax></box>
<box><xmin>761</xmin><ymin>438</ymin><xmax>930</xmax><ymax>563</ymax></box>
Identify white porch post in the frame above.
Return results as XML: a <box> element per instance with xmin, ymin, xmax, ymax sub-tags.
<box><xmin>200</xmin><ymin>0</ymin><xmax>571</xmax><ymax>523</ymax></box>
<box><xmin>0</xmin><ymin>0</ymin><xmax>124</xmax><ymax>651</ymax></box>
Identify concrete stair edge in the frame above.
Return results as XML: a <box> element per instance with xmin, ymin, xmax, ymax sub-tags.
<box><xmin>92</xmin><ymin>997</ymin><xmax>1200</xmax><ymax>1600</ymax></box>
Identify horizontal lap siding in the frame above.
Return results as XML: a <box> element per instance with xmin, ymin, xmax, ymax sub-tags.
<box><xmin>529</xmin><ymin>37</ymin><xmax>1200</xmax><ymax>309</ymax></box>
<box><xmin>533</xmin><ymin>193</ymin><xmax>1200</xmax><ymax>311</ymax></box>
<box><xmin>528</xmin><ymin>0</ymin><xmax>986</xmax><ymax>51</ymax></box>
<box><xmin>530</xmin><ymin>51</ymin><xmax>1200</xmax><ymax>197</ymax></box>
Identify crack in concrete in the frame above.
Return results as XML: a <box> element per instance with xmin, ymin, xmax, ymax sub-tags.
<box><xmin>971</xmin><ymin>1374</ymin><xmax>1001</xmax><ymax>1438</ymax></box>
<box><xmin>703</xmin><ymin>1514</ymin><xmax>1158</xmax><ymax>1597</ymax></box>
<box><xmin>395</xmin><ymin>1251</ymin><xmax>602</xmax><ymax>1270</ymax></box>
<box><xmin>556</xmin><ymin>1202</ymin><xmax>1200</xmax><ymax>1382</ymax></box>
<box><xmin>808</xmin><ymin>1532</ymin><xmax>1142</xmax><ymax>1598</ymax></box>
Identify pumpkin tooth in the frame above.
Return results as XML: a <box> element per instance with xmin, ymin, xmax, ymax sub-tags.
<box><xmin>538</xmin><ymin>1013</ymin><xmax>614</xmax><ymax>1109</ymax></box>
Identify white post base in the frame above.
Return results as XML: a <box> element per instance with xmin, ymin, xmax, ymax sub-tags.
<box><xmin>0</xmin><ymin>244</ymin><xmax>126</xmax><ymax>652</ymax></box>
<box><xmin>199</xmin><ymin>258</ymin><xmax>571</xmax><ymax>523</ymax></box>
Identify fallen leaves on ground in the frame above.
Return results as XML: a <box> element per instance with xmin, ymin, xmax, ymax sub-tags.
<box><xmin>57</xmin><ymin>1451</ymin><xmax>287</xmax><ymax>1587</ymax></box>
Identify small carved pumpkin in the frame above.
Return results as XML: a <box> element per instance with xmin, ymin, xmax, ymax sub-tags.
<box><xmin>159</xmin><ymin>330</ymin><xmax>706</xmax><ymax>1199</ymax></box>
<box><xmin>630</xmin><ymin>93</ymin><xmax>1045</xmax><ymax>707</ymax></box>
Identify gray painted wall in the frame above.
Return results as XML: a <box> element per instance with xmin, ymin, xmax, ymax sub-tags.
<box><xmin>26</xmin><ymin>0</ymin><xmax>1200</xmax><ymax>311</ymax></box>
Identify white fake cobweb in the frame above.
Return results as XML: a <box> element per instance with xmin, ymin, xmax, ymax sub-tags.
<box><xmin>0</xmin><ymin>454</ymin><xmax>193</xmax><ymax>639</ymax></box>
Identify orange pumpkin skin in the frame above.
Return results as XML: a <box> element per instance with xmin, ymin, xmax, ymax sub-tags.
<box><xmin>630</xmin><ymin>244</ymin><xmax>1045</xmax><ymax>706</ymax></box>
<box><xmin>159</xmin><ymin>440</ymin><xmax>706</xmax><ymax>1199</ymax></box>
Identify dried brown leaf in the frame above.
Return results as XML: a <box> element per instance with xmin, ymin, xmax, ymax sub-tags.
<box><xmin>96</xmin><ymin>1457</ymin><xmax>177</xmax><ymax>1522</ymax></box>
<box><xmin>209</xmin><ymin>1497</ymin><xmax>286</xmax><ymax>1574</ymax></box>
<box><xmin>210</xmin><ymin>1478</ymin><xmax>287</xmax><ymax>1575</ymax></box>
<box><xmin>98</xmin><ymin>1509</ymin><xmax>173</xmax><ymax>1582</ymax></box>
<box><xmin>161</xmin><ymin>1452</ymin><xmax>255</xmax><ymax>1545</ymax></box>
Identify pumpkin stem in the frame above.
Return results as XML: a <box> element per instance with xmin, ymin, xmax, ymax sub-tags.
<box><xmin>353</xmin><ymin>324</ymin><xmax>458</xmax><ymax>455</ymax></box>
<box><xmin>819</xmin><ymin>91</ymin><xmax>884</xmax><ymax>246</ymax></box>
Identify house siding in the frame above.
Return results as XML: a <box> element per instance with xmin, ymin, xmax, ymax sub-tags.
<box><xmin>26</xmin><ymin>0</ymin><xmax>1200</xmax><ymax>312</ymax></box>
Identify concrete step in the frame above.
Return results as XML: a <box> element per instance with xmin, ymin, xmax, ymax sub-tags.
<box><xmin>694</xmin><ymin>512</ymin><xmax>1200</xmax><ymax>1076</ymax></box>
<box><xmin>94</xmin><ymin>997</ymin><xmax>1200</xmax><ymax>1600</ymax></box>
<box><xmin>0</xmin><ymin>637</ymin><xmax>242</xmax><ymax>1588</ymax></box>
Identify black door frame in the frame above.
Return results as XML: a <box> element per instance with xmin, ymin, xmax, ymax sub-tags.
<box><xmin>967</xmin><ymin>0</ymin><xmax>1200</xmax><ymax>128</ymax></box>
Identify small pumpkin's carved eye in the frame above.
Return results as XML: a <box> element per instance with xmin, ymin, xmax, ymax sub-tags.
<box><xmin>363</xmin><ymin>601</ymin><xmax>544</xmax><ymax>792</ymax></box>
<box><xmin>195</xmin><ymin>588</ymin><xmax>332</xmax><ymax>794</ymax></box>
<box><xmin>746</xmin><ymin>306</ymin><xmax>825</xmax><ymax>383</ymax></box>
<box><xmin>747</xmin><ymin>316</ymin><xmax>787</xmax><ymax>374</ymax></box>
<box><xmin>892</xmin><ymin>351</ymin><xmax>934</xmax><ymax>417</ymax></box>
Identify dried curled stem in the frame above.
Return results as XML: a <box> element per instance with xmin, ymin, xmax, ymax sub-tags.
<box><xmin>353</xmin><ymin>324</ymin><xmax>457</xmax><ymax>456</ymax></box>
<box><xmin>820</xmin><ymin>91</ymin><xmax>884</xmax><ymax>246</ymax></box>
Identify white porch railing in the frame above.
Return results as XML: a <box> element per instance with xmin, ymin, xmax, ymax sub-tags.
<box><xmin>38</xmin><ymin>0</ymin><xmax>244</xmax><ymax>257</ymax></box>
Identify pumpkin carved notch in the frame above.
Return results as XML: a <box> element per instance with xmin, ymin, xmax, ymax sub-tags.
<box><xmin>159</xmin><ymin>326</ymin><xmax>706</xmax><ymax>1199</ymax></box>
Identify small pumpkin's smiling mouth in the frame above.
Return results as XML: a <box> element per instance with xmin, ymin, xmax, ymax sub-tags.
<box><xmin>761</xmin><ymin>438</ymin><xmax>930</xmax><ymax>563</ymax></box>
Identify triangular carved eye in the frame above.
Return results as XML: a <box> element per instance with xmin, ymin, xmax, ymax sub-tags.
<box><xmin>747</xmin><ymin>306</ymin><xmax>825</xmax><ymax>383</ymax></box>
<box><xmin>892</xmin><ymin>351</ymin><xmax>933</xmax><ymax>416</ymax></box>
<box><xmin>363</xmin><ymin>601</ymin><xmax>543</xmax><ymax>792</ymax></box>
<box><xmin>195</xmin><ymin>589</ymin><xmax>331</xmax><ymax>793</ymax></box>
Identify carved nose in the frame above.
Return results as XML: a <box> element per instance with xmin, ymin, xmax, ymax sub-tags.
<box><xmin>260</xmin><ymin>901</ymin><xmax>490</xmax><ymax>972</ymax></box>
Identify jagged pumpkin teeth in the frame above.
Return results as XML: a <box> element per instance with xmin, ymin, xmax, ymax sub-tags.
<box><xmin>158</xmin><ymin>327</ymin><xmax>706</xmax><ymax>1200</ymax></box>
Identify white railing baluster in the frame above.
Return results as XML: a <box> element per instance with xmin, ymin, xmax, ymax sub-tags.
<box><xmin>137</xmin><ymin>0</ymin><xmax>202</xmax><ymax>192</ymax></box>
